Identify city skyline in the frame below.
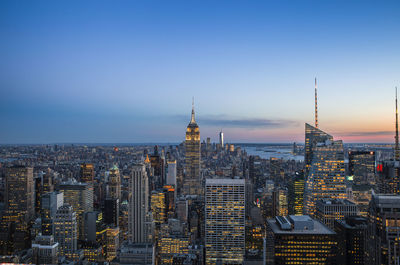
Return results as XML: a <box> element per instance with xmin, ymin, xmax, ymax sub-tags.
<box><xmin>1</xmin><ymin>0</ymin><xmax>400</xmax><ymax>144</ymax></box>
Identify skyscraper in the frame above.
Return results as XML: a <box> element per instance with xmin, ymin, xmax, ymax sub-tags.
<box><xmin>4</xmin><ymin>166</ymin><xmax>35</xmax><ymax>222</ymax></box>
<box><xmin>348</xmin><ymin>151</ymin><xmax>376</xmax><ymax>185</ymax></box>
<box><xmin>184</xmin><ymin>100</ymin><xmax>201</xmax><ymax>196</ymax></box>
<box><xmin>266</xmin><ymin>215</ymin><xmax>337</xmax><ymax>265</ymax></box>
<box><xmin>304</xmin><ymin>123</ymin><xmax>333</xmax><ymax>175</ymax></box>
<box><xmin>205</xmin><ymin>178</ymin><xmax>245</xmax><ymax>265</ymax></box>
<box><xmin>0</xmin><ymin>166</ymin><xmax>35</xmax><ymax>254</ymax></box>
<box><xmin>316</xmin><ymin>199</ymin><xmax>358</xmax><ymax>229</ymax></box>
<box><xmin>54</xmin><ymin>204</ymin><xmax>79</xmax><ymax>260</ymax></box>
<box><xmin>219</xmin><ymin>130</ymin><xmax>224</xmax><ymax>149</ymax></box>
<box><xmin>108</xmin><ymin>165</ymin><xmax>121</xmax><ymax>201</ymax></box>
<box><xmin>41</xmin><ymin>191</ymin><xmax>64</xmax><ymax>236</ymax></box>
<box><xmin>304</xmin><ymin>126</ymin><xmax>347</xmax><ymax>217</ymax></box>
<box><xmin>368</xmin><ymin>193</ymin><xmax>400</xmax><ymax>265</ymax></box>
<box><xmin>59</xmin><ymin>180</ymin><xmax>94</xmax><ymax>240</ymax></box>
<box><xmin>334</xmin><ymin>216</ymin><xmax>368</xmax><ymax>265</ymax></box>
<box><xmin>129</xmin><ymin>164</ymin><xmax>151</xmax><ymax>243</ymax></box>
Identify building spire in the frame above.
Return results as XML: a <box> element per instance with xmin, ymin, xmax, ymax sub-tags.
<box><xmin>315</xmin><ymin>77</ymin><xmax>318</xmax><ymax>128</ymax></box>
<box><xmin>395</xmin><ymin>87</ymin><xmax>399</xmax><ymax>160</ymax></box>
<box><xmin>190</xmin><ymin>97</ymin><xmax>196</xmax><ymax>123</ymax></box>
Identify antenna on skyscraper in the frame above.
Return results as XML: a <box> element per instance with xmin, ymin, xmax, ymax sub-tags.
<box><xmin>395</xmin><ymin>87</ymin><xmax>399</xmax><ymax>160</ymax></box>
<box><xmin>315</xmin><ymin>77</ymin><xmax>318</xmax><ymax>128</ymax></box>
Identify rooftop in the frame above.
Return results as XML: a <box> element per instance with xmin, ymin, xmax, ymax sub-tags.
<box><xmin>267</xmin><ymin>215</ymin><xmax>335</xmax><ymax>235</ymax></box>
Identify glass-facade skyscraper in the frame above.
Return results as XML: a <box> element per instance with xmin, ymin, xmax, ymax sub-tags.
<box><xmin>304</xmin><ymin>124</ymin><xmax>346</xmax><ymax>217</ymax></box>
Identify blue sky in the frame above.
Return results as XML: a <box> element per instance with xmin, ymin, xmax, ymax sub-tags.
<box><xmin>1</xmin><ymin>0</ymin><xmax>399</xmax><ymax>143</ymax></box>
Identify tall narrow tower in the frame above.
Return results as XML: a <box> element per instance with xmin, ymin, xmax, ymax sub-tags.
<box><xmin>395</xmin><ymin>87</ymin><xmax>399</xmax><ymax>161</ymax></box>
<box><xmin>184</xmin><ymin>98</ymin><xmax>201</xmax><ymax>196</ymax></box>
<box><xmin>219</xmin><ymin>130</ymin><xmax>224</xmax><ymax>149</ymax></box>
<box><xmin>315</xmin><ymin>78</ymin><xmax>318</xmax><ymax>128</ymax></box>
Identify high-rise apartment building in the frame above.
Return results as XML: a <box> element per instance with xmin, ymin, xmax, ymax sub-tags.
<box><xmin>266</xmin><ymin>215</ymin><xmax>337</xmax><ymax>265</ymax></box>
<box><xmin>184</xmin><ymin>101</ymin><xmax>201</xmax><ymax>196</ymax></box>
<box><xmin>129</xmin><ymin>164</ymin><xmax>151</xmax><ymax>243</ymax></box>
<box><xmin>205</xmin><ymin>178</ymin><xmax>245</xmax><ymax>265</ymax></box>
<box><xmin>304</xmin><ymin>125</ymin><xmax>346</xmax><ymax>217</ymax></box>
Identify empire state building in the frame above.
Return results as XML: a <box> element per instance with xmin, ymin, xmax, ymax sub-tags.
<box><xmin>183</xmin><ymin>101</ymin><xmax>201</xmax><ymax>196</ymax></box>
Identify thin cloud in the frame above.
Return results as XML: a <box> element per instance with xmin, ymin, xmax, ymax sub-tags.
<box><xmin>173</xmin><ymin>115</ymin><xmax>299</xmax><ymax>128</ymax></box>
<box><xmin>336</xmin><ymin>131</ymin><xmax>393</xmax><ymax>137</ymax></box>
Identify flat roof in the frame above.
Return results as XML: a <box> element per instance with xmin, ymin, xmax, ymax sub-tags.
<box><xmin>267</xmin><ymin>218</ymin><xmax>335</xmax><ymax>235</ymax></box>
<box><xmin>206</xmin><ymin>178</ymin><xmax>245</xmax><ymax>185</ymax></box>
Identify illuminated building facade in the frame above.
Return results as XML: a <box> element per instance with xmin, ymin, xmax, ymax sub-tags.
<box><xmin>266</xmin><ymin>215</ymin><xmax>337</xmax><ymax>265</ymax></box>
<box><xmin>184</xmin><ymin>102</ymin><xmax>201</xmax><ymax>196</ymax></box>
<box><xmin>376</xmin><ymin>160</ymin><xmax>400</xmax><ymax>194</ymax></box>
<box><xmin>41</xmin><ymin>191</ymin><xmax>64</xmax><ymax>235</ymax></box>
<box><xmin>105</xmin><ymin>227</ymin><xmax>120</xmax><ymax>261</ymax></box>
<box><xmin>129</xmin><ymin>164</ymin><xmax>151</xmax><ymax>243</ymax></box>
<box><xmin>151</xmin><ymin>190</ymin><xmax>167</xmax><ymax>224</ymax></box>
<box><xmin>316</xmin><ymin>199</ymin><xmax>358</xmax><ymax>229</ymax></box>
<box><xmin>158</xmin><ymin>237</ymin><xmax>189</xmax><ymax>264</ymax></box>
<box><xmin>108</xmin><ymin>165</ymin><xmax>121</xmax><ymax>201</ymax></box>
<box><xmin>0</xmin><ymin>166</ymin><xmax>35</xmax><ymax>254</ymax></box>
<box><xmin>304</xmin><ymin>128</ymin><xmax>346</xmax><ymax>217</ymax></box>
<box><xmin>368</xmin><ymin>194</ymin><xmax>400</xmax><ymax>265</ymax></box>
<box><xmin>304</xmin><ymin>123</ymin><xmax>333</xmax><ymax>175</ymax></box>
<box><xmin>334</xmin><ymin>216</ymin><xmax>368</xmax><ymax>265</ymax></box>
<box><xmin>59</xmin><ymin>180</ymin><xmax>94</xmax><ymax>240</ymax></box>
<box><xmin>4</xmin><ymin>166</ymin><xmax>34</xmax><ymax>222</ymax></box>
<box><xmin>80</xmin><ymin>163</ymin><xmax>95</xmax><ymax>183</ymax></box>
<box><xmin>205</xmin><ymin>178</ymin><xmax>245</xmax><ymax>265</ymax></box>
<box><xmin>275</xmin><ymin>188</ymin><xmax>288</xmax><ymax>216</ymax></box>
<box><xmin>289</xmin><ymin>172</ymin><xmax>305</xmax><ymax>215</ymax></box>
<box><xmin>54</xmin><ymin>204</ymin><xmax>78</xmax><ymax>260</ymax></box>
<box><xmin>348</xmin><ymin>151</ymin><xmax>376</xmax><ymax>185</ymax></box>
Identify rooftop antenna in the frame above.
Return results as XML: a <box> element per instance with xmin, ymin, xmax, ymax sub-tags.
<box><xmin>395</xmin><ymin>87</ymin><xmax>399</xmax><ymax>160</ymax></box>
<box><xmin>190</xmin><ymin>97</ymin><xmax>195</xmax><ymax>123</ymax></box>
<box><xmin>315</xmin><ymin>77</ymin><xmax>318</xmax><ymax>128</ymax></box>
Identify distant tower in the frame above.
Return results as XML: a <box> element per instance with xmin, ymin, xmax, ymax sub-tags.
<box><xmin>315</xmin><ymin>77</ymin><xmax>318</xmax><ymax>128</ymax></box>
<box><xmin>108</xmin><ymin>165</ymin><xmax>121</xmax><ymax>201</ymax></box>
<box><xmin>183</xmin><ymin>98</ymin><xmax>201</xmax><ymax>196</ymax></box>
<box><xmin>395</xmin><ymin>87</ymin><xmax>399</xmax><ymax>161</ymax></box>
<box><xmin>219</xmin><ymin>130</ymin><xmax>224</xmax><ymax>149</ymax></box>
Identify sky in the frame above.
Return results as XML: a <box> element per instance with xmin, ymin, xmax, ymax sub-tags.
<box><xmin>0</xmin><ymin>0</ymin><xmax>399</xmax><ymax>144</ymax></box>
